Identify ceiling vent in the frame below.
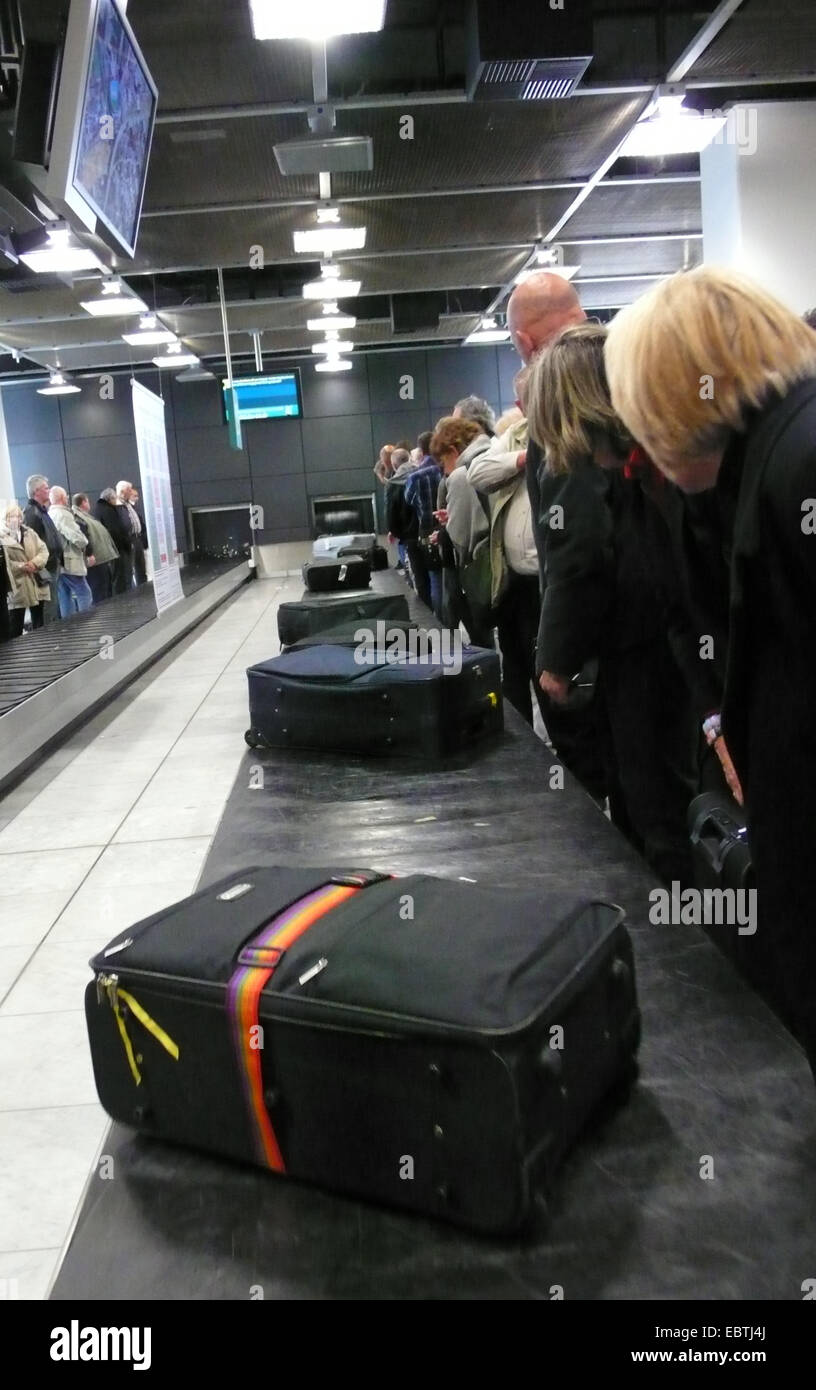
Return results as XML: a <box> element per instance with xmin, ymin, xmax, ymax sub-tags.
<box><xmin>466</xmin><ymin>0</ymin><xmax>592</xmax><ymax>101</ymax></box>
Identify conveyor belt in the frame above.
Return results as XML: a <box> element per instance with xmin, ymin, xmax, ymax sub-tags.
<box><xmin>0</xmin><ymin>564</ymin><xmax>237</xmax><ymax>717</ymax></box>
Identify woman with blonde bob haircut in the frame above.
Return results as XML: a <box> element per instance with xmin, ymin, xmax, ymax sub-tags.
<box><xmin>606</xmin><ymin>266</ymin><xmax>816</xmax><ymax>1083</ymax></box>
<box><xmin>526</xmin><ymin>321</ymin><xmax>698</xmax><ymax>886</ymax></box>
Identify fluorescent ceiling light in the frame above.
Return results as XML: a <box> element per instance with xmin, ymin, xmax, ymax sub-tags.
<box><xmin>152</xmin><ymin>349</ymin><xmax>199</xmax><ymax>368</ymax></box>
<box><xmin>302</xmin><ymin>279</ymin><xmax>361</xmax><ymax>300</ymax></box>
<box><xmin>320</xmin><ymin>263</ymin><xmax>341</xmax><ymax>279</ymax></box>
<box><xmin>514</xmin><ymin>264</ymin><xmax>580</xmax><ymax>285</ymax></box>
<box><xmin>316</xmin><ymin>206</ymin><xmax>341</xmax><ymax>224</ymax></box>
<box><xmin>80</xmin><ymin>286</ymin><xmax>148</xmax><ymax>317</ymax></box>
<box><xmin>294</xmin><ymin>226</ymin><xmax>366</xmax><ymax>255</ymax></box>
<box><xmin>37</xmin><ymin>371</ymin><xmax>81</xmax><ymax>396</ymax></box>
<box><xmin>620</xmin><ymin>93</ymin><xmax>727</xmax><ymax>157</ymax></box>
<box><xmin>122</xmin><ymin>313</ymin><xmax>177</xmax><ymax>346</ymax></box>
<box><xmin>307</xmin><ymin>314</ymin><xmax>356</xmax><ymax>331</ymax></box>
<box><xmin>250</xmin><ymin>1</ymin><xmax>386</xmax><ymax>41</ymax></box>
<box><xmin>464</xmin><ymin>318</ymin><xmax>510</xmax><ymax>345</ymax></box>
<box><xmin>312</xmin><ymin>340</ymin><xmax>355</xmax><ymax>354</ymax></box>
<box><xmin>19</xmin><ymin>225</ymin><xmax>105</xmax><ymax>275</ymax></box>
<box><xmin>315</xmin><ymin>358</ymin><xmax>353</xmax><ymax>372</ymax></box>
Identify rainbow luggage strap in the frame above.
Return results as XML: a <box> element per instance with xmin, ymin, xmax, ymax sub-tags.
<box><xmin>227</xmin><ymin>873</ymin><xmax>389</xmax><ymax>1171</ymax></box>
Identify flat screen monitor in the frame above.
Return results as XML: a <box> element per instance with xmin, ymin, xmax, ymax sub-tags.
<box><xmin>46</xmin><ymin>0</ymin><xmax>158</xmax><ymax>259</ymax></box>
<box><xmin>222</xmin><ymin>373</ymin><xmax>303</xmax><ymax>422</ymax></box>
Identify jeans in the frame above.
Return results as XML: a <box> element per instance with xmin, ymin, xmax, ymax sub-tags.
<box><xmin>57</xmin><ymin>573</ymin><xmax>93</xmax><ymax>618</ymax></box>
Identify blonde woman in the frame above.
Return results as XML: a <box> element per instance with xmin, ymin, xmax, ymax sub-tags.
<box><xmin>605</xmin><ymin>266</ymin><xmax>816</xmax><ymax>1079</ymax></box>
<box><xmin>0</xmin><ymin>503</ymin><xmax>50</xmax><ymax>637</ymax></box>
<box><xmin>526</xmin><ymin>322</ymin><xmax>699</xmax><ymax>886</ymax></box>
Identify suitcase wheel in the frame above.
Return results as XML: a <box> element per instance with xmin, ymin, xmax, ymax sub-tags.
<box><xmin>245</xmin><ymin>728</ymin><xmax>264</xmax><ymax>749</ymax></box>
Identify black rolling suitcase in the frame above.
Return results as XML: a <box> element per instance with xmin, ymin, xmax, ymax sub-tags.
<box><xmin>688</xmin><ymin>791</ymin><xmax>752</xmax><ymax>897</ymax></box>
<box><xmin>287</xmin><ymin>618</ymin><xmax>424</xmax><ymax>652</ymax></box>
<box><xmin>277</xmin><ymin>591</ymin><xmax>410</xmax><ymax>649</ymax></box>
<box><xmin>246</xmin><ymin>643</ymin><xmax>503</xmax><ymax>757</ymax></box>
<box><xmin>85</xmin><ymin>865</ymin><xmax>640</xmax><ymax>1233</ymax></box>
<box><xmin>302</xmin><ymin>556</ymin><xmax>371</xmax><ymax>593</ymax></box>
<box><xmin>338</xmin><ymin>542</ymin><xmax>389</xmax><ymax>571</ymax></box>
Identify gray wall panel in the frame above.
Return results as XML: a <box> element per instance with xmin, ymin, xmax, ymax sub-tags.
<box><xmin>3</xmin><ymin>385</ymin><xmax>62</xmax><ymax>445</ymax></box>
<box><xmin>180</xmin><ymin>479</ymin><xmax>253</xmax><ymax>509</ymax></box>
<box><xmin>9</xmin><ymin>441</ymin><xmax>69</xmax><ymax>500</ymax></box>
<box><xmin>304</xmin><ymin>468</ymin><xmax>376</xmax><ymax>498</ymax></box>
<box><xmin>170</xmin><ymin>375</ymin><xmax>225</xmax><ymax>430</ymax></box>
<box><xmin>498</xmin><ymin>346</ymin><xmax>523</xmax><ymax>411</ymax></box>
<box><xmin>245</xmin><ymin>417</ymin><xmax>304</xmax><ymax>477</ymax></box>
<box><xmin>64</xmin><ymin>434</ymin><xmax>142</xmax><ymax>497</ymax></box>
<box><xmin>300</xmin><ymin>359</ymin><xmax>370</xmax><ymax>418</ymax></box>
<box><xmin>251</xmin><ymin>474</ymin><xmax>310</xmax><ymax>533</ymax></box>
<box><xmin>59</xmin><ymin>387</ymin><xmax>139</xmax><ymax>440</ymax></box>
<box><xmin>301</xmin><ymin>414</ymin><xmax>373</xmax><ymax>473</ymax></box>
<box><xmin>175</xmin><ymin>426</ymin><xmax>251</xmax><ymax>482</ymax></box>
<box><xmin>427</xmin><ymin>346</ymin><xmax>501</xmax><ymax>417</ymax></box>
<box><xmin>367</xmin><ymin>351</ymin><xmax>429</xmax><ymax>413</ymax></box>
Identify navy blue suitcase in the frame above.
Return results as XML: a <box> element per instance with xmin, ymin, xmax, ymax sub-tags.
<box><xmin>246</xmin><ymin>642</ymin><xmax>503</xmax><ymax>757</ymax></box>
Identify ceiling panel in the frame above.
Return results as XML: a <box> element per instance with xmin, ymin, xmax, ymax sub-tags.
<box><xmin>576</xmin><ymin>277</ymin><xmax>671</xmax><ymax>310</ymax></box>
<box><xmin>562</xmin><ymin>180</ymin><xmax>702</xmax><ymax>239</ymax></box>
<box><xmin>331</xmin><ymin>95</ymin><xmax>650</xmax><ymax>196</ymax></box>
<box><xmin>144</xmin><ymin>117</ymin><xmax>319</xmax><ymax>211</ymax></box>
<box><xmin>559</xmin><ymin>236</ymin><xmax>702</xmax><ymax>277</ymax></box>
<box><xmin>686</xmin><ymin>0</ymin><xmax>816</xmax><ymax>80</ymax></box>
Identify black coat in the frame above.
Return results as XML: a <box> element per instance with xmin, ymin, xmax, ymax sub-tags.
<box><xmin>23</xmin><ymin>498</ymin><xmax>63</xmax><ymax>573</ymax></box>
<box><xmin>712</xmin><ymin>378</ymin><xmax>816</xmax><ymax>1065</ymax></box>
<box><xmin>94</xmin><ymin>497</ymin><xmax>131</xmax><ymax>553</ymax></box>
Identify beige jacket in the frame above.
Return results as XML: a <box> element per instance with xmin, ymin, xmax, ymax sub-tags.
<box><xmin>1</xmin><ymin>525</ymin><xmax>50</xmax><ymax>608</ymax></box>
<box><xmin>467</xmin><ymin>419</ymin><xmax>537</xmax><ymax>604</ymax></box>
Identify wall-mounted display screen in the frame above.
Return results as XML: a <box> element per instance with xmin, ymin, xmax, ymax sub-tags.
<box><xmin>222</xmin><ymin>373</ymin><xmax>303</xmax><ymax>421</ymax></box>
<box><xmin>46</xmin><ymin>0</ymin><xmax>158</xmax><ymax>259</ymax></box>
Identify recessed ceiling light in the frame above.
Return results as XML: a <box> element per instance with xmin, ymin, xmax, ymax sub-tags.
<box><xmin>303</xmin><ymin>279</ymin><xmax>361</xmax><ymax>300</ymax></box>
<box><xmin>515</xmin><ymin>264</ymin><xmax>580</xmax><ymax>284</ymax></box>
<box><xmin>80</xmin><ymin>285</ymin><xmax>148</xmax><ymax>317</ymax></box>
<box><xmin>316</xmin><ymin>206</ymin><xmax>341</xmax><ymax>224</ymax></box>
<box><xmin>312</xmin><ymin>340</ymin><xmax>355</xmax><ymax>354</ymax></box>
<box><xmin>307</xmin><ymin>314</ymin><xmax>356</xmax><ymax>331</ymax></box>
<box><xmin>18</xmin><ymin>223</ymin><xmax>105</xmax><ymax>275</ymax></box>
<box><xmin>250</xmin><ymin>1</ymin><xmax>386</xmax><ymax>41</ymax></box>
<box><xmin>294</xmin><ymin>226</ymin><xmax>366</xmax><ymax>255</ymax></box>
<box><xmin>320</xmin><ymin>263</ymin><xmax>341</xmax><ymax>279</ymax></box>
<box><xmin>315</xmin><ymin>358</ymin><xmax>353</xmax><ymax>372</ymax></box>
<box><xmin>464</xmin><ymin>318</ymin><xmax>511</xmax><ymax>345</ymax></box>
<box><xmin>620</xmin><ymin>92</ymin><xmax>727</xmax><ymax>157</ymax></box>
<box><xmin>37</xmin><ymin>370</ymin><xmax>81</xmax><ymax>395</ymax></box>
<box><xmin>152</xmin><ymin>349</ymin><xmax>199</xmax><ymax>368</ymax></box>
<box><xmin>122</xmin><ymin>313</ymin><xmax>177</xmax><ymax>346</ymax></box>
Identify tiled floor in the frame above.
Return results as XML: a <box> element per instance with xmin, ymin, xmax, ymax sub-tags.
<box><xmin>0</xmin><ymin>575</ymin><xmax>291</xmax><ymax>1300</ymax></box>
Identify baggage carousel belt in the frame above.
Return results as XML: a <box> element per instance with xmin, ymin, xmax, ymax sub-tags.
<box><xmin>51</xmin><ymin>576</ymin><xmax>816</xmax><ymax>1301</ymax></box>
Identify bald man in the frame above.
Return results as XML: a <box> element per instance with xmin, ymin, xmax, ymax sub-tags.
<box><xmin>505</xmin><ymin>273</ymin><xmax>607</xmax><ymax>803</ymax></box>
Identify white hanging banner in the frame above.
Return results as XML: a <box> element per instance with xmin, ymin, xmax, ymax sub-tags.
<box><xmin>131</xmin><ymin>380</ymin><xmax>184</xmax><ymax>614</ymax></box>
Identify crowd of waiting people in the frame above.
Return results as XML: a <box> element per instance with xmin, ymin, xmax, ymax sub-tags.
<box><xmin>379</xmin><ymin>265</ymin><xmax>816</xmax><ymax>1082</ymax></box>
<box><xmin>0</xmin><ymin>476</ymin><xmax>148</xmax><ymax>642</ymax></box>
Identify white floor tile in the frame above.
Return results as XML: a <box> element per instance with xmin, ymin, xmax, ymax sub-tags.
<box><xmin>84</xmin><ymin>838</ymin><xmax>210</xmax><ymax>888</ymax></box>
<box><xmin>0</xmin><ymin>891</ymin><xmax>76</xmax><ymax>948</ymax></box>
<box><xmin>0</xmin><ymin>1106</ymin><xmax>108</xmax><ymax>1253</ymax></box>
<box><xmin>0</xmin><ymin>939</ymin><xmax>100</xmax><ymax>1017</ymax></box>
<box><xmin>0</xmin><ymin>846</ymin><xmax>101</xmax><ymax>893</ymax></box>
<box><xmin>0</xmin><ymin>1247</ymin><xmax>62</xmax><ymax>1300</ymax></box>
<box><xmin>0</xmin><ymin>1013</ymin><xmax>96</xmax><ymax>1110</ymax></box>
<box><xmin>0</xmin><ymin>945</ymin><xmax>34</xmax><ymax>999</ymax></box>
<box><xmin>112</xmin><ymin>801</ymin><xmax>226</xmax><ymax>843</ymax></box>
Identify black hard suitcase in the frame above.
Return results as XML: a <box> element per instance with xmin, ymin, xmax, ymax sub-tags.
<box><xmin>246</xmin><ymin>643</ymin><xmax>503</xmax><ymax>757</ymax></box>
<box><xmin>339</xmin><ymin>542</ymin><xmax>389</xmax><ymax>571</ymax></box>
<box><xmin>84</xmin><ymin>865</ymin><xmax>640</xmax><ymax>1234</ymax></box>
<box><xmin>277</xmin><ymin>591</ymin><xmax>410</xmax><ymax>649</ymax></box>
<box><xmin>302</xmin><ymin>556</ymin><xmax>371</xmax><ymax>593</ymax></box>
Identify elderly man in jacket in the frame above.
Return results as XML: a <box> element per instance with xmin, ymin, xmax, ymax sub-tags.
<box><xmin>73</xmin><ymin>493</ymin><xmax>119</xmax><ymax>604</ymax></box>
<box><xmin>23</xmin><ymin>473</ymin><xmax>63</xmax><ymax>625</ymax></box>
<box><xmin>48</xmin><ymin>487</ymin><xmax>94</xmax><ymax>617</ymax></box>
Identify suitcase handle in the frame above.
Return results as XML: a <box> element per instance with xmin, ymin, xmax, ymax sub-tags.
<box><xmin>690</xmin><ymin>808</ymin><xmax>748</xmax><ymax>875</ymax></box>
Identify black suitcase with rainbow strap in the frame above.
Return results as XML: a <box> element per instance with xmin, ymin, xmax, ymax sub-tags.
<box><xmin>84</xmin><ymin>866</ymin><xmax>640</xmax><ymax>1234</ymax></box>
